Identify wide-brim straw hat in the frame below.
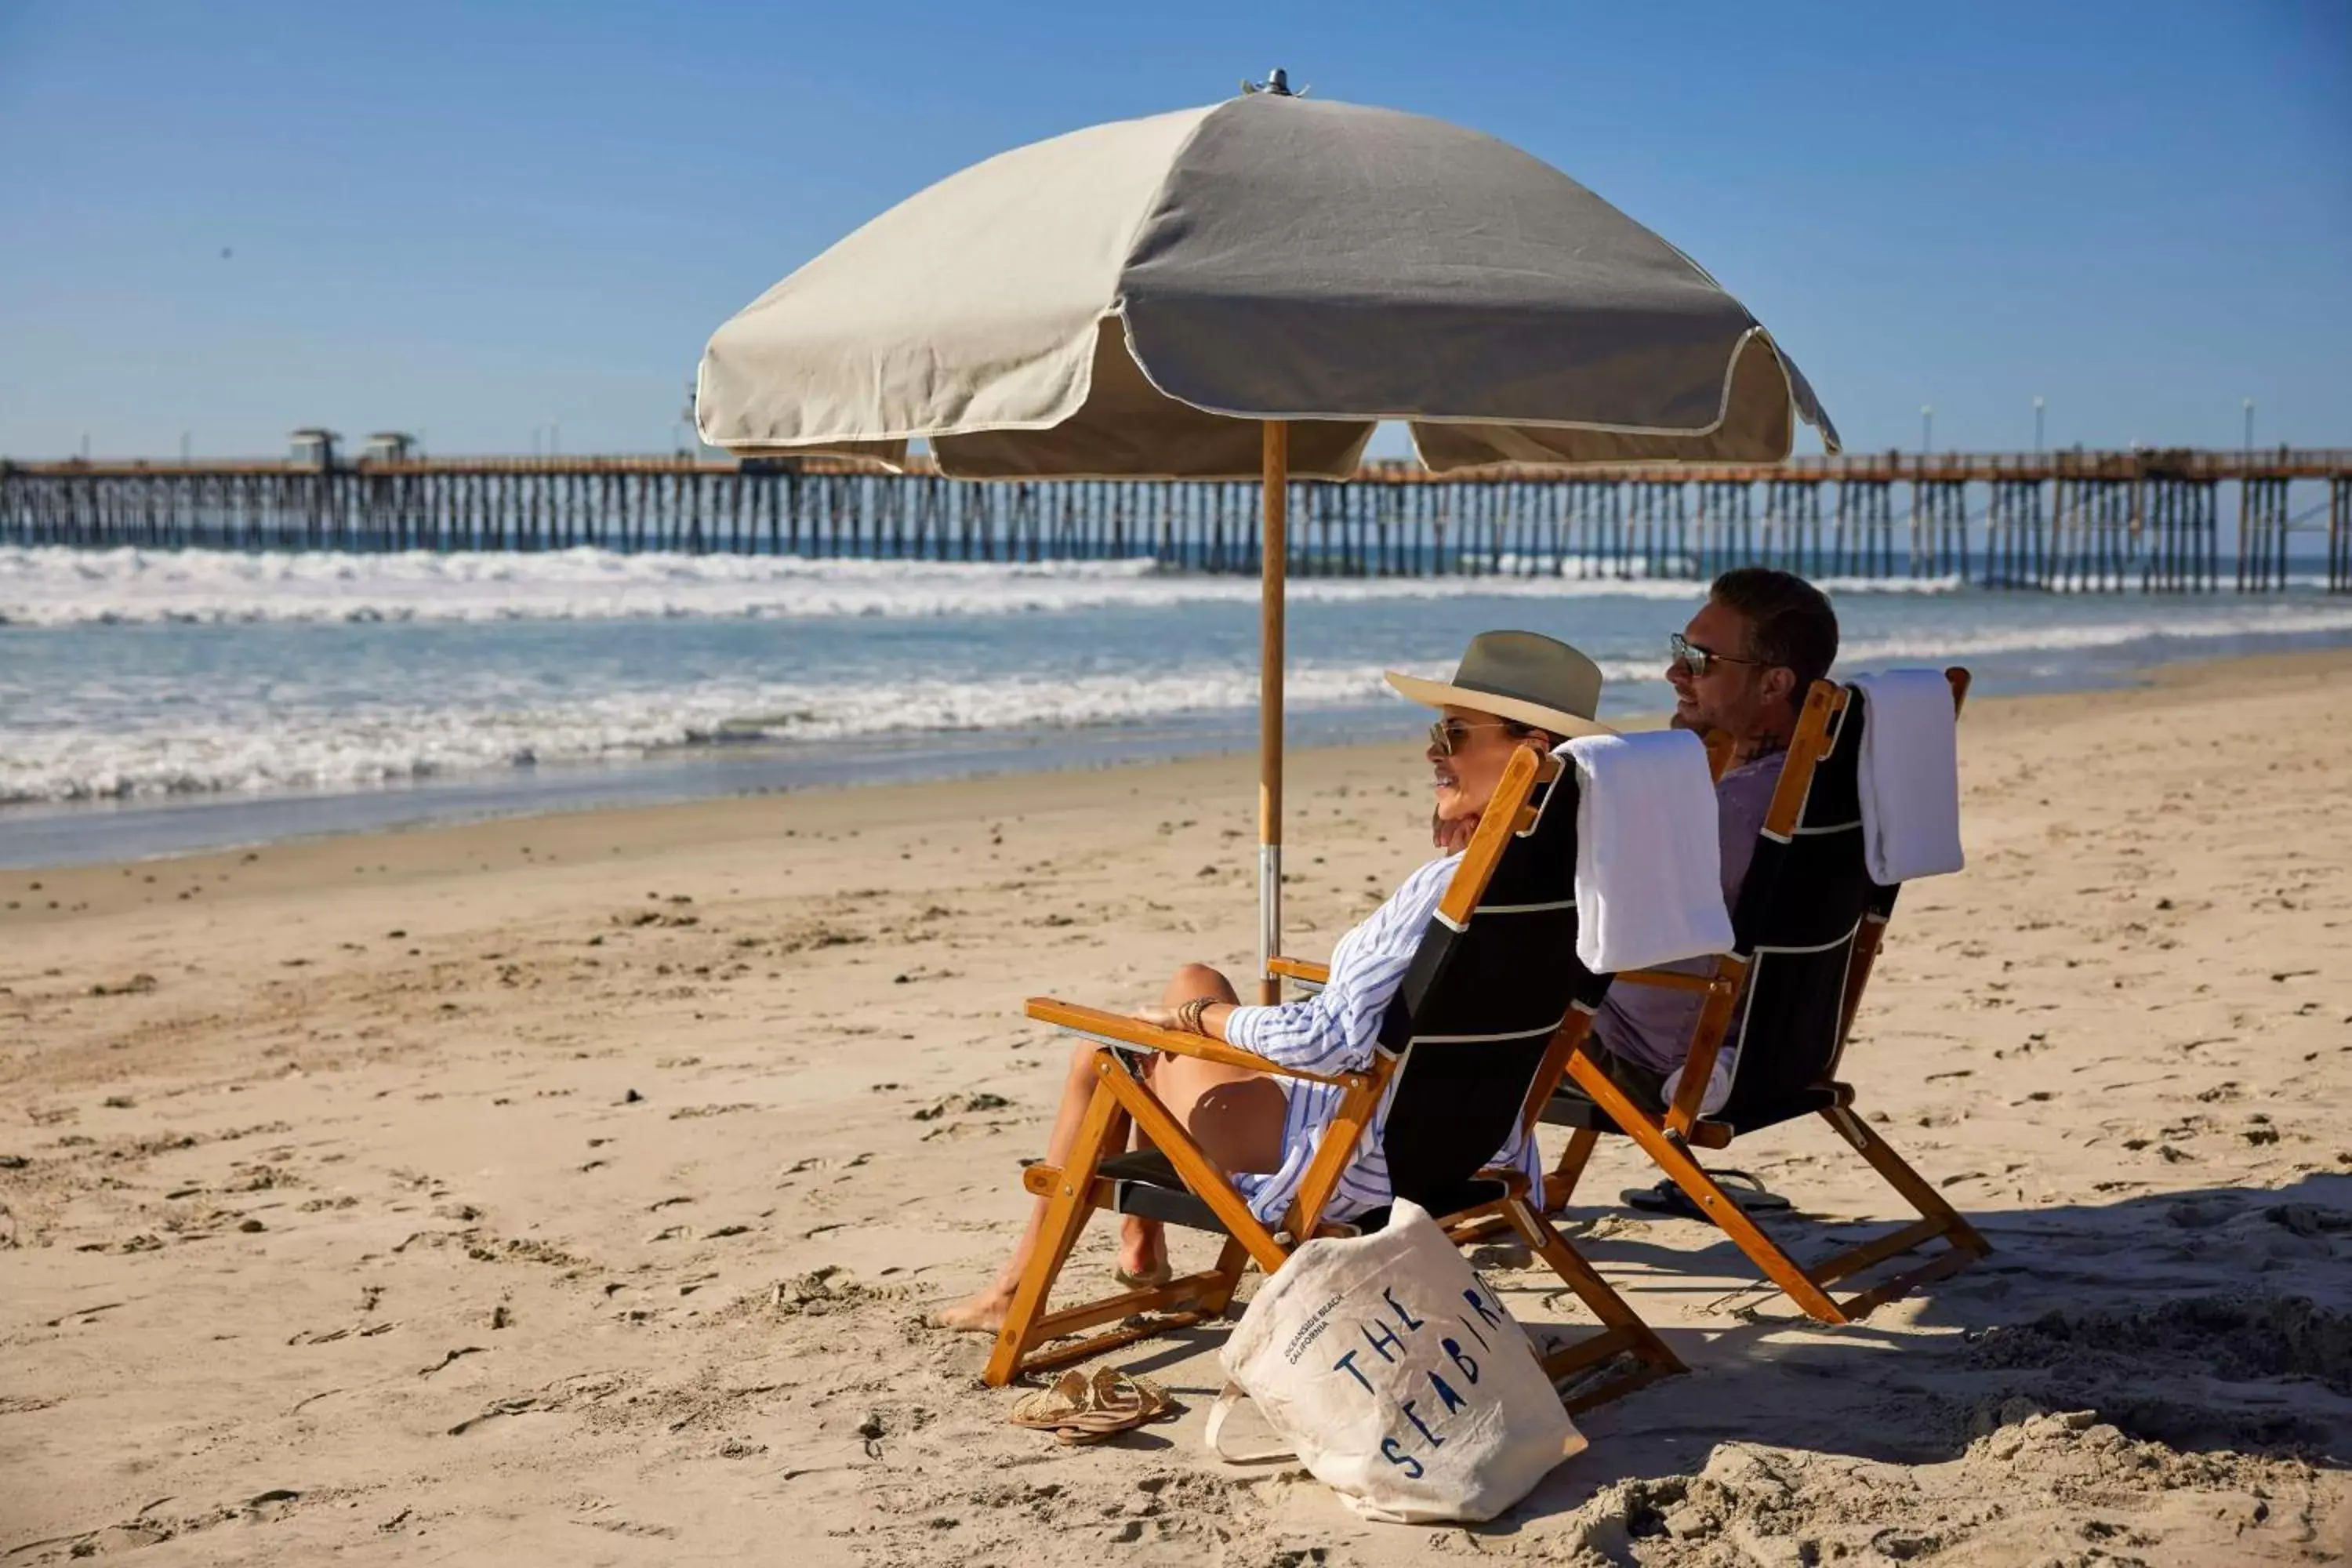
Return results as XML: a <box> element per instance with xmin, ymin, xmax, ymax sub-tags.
<box><xmin>1385</xmin><ymin>631</ymin><xmax>1616</xmax><ymax>740</ymax></box>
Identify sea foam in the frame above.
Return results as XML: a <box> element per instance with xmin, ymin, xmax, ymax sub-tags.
<box><xmin>7</xmin><ymin>545</ymin><xmax>2351</xmax><ymax>809</ymax></box>
<box><xmin>0</xmin><ymin>659</ymin><xmax>1404</xmax><ymax>804</ymax></box>
<box><xmin>0</xmin><ymin>545</ymin><xmax>1962</xmax><ymax>626</ymax></box>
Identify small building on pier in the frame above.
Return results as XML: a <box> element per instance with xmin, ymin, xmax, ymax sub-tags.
<box><xmin>287</xmin><ymin>428</ymin><xmax>341</xmax><ymax>469</ymax></box>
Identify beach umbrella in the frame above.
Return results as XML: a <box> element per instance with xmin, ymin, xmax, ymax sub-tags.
<box><xmin>695</xmin><ymin>72</ymin><xmax>1838</xmax><ymax>1002</ymax></box>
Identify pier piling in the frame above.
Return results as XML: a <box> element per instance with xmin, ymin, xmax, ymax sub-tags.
<box><xmin>3</xmin><ymin>448</ymin><xmax>2344</xmax><ymax>592</ymax></box>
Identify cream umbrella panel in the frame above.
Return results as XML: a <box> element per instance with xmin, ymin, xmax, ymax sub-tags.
<box><xmin>696</xmin><ymin>84</ymin><xmax>1838</xmax><ymax>1001</ymax></box>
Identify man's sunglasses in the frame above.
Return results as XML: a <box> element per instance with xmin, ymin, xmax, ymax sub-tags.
<box><xmin>1426</xmin><ymin>718</ymin><xmax>1517</xmax><ymax>757</ymax></box>
<box><xmin>1669</xmin><ymin>632</ymin><xmax>1764</xmax><ymax>679</ymax></box>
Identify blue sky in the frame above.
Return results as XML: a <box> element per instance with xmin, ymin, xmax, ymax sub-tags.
<box><xmin>2</xmin><ymin>0</ymin><xmax>2345</xmax><ymax>459</ymax></box>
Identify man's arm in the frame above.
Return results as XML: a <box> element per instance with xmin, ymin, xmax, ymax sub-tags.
<box><xmin>1716</xmin><ymin>759</ymin><xmax>1780</xmax><ymax>908</ymax></box>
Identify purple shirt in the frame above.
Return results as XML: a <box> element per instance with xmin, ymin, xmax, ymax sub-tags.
<box><xmin>1588</xmin><ymin>748</ymin><xmax>1784</xmax><ymax>1075</ymax></box>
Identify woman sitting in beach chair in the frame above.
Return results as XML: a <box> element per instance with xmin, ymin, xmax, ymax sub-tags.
<box><xmin>932</xmin><ymin>632</ymin><xmax>1614</xmax><ymax>1333</ymax></box>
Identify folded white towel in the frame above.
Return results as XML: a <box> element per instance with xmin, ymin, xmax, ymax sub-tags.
<box><xmin>1852</xmin><ymin>670</ymin><xmax>1965</xmax><ymax>885</ymax></box>
<box><xmin>1565</xmin><ymin>730</ymin><xmax>1736</xmax><ymax>975</ymax></box>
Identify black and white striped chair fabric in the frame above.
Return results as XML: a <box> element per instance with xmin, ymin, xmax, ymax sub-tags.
<box><xmin>1103</xmin><ymin>755</ymin><xmax>1610</xmax><ymax>1233</ymax></box>
<box><xmin>1535</xmin><ymin>682</ymin><xmax>1899</xmax><ymax>1140</ymax></box>
<box><xmin>1704</xmin><ymin>684</ymin><xmax>1886</xmax><ymax>1134</ymax></box>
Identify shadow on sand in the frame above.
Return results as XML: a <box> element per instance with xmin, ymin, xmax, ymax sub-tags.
<box><xmin>1553</xmin><ymin>1169</ymin><xmax>2352</xmax><ymax>1450</ymax></box>
<box><xmin>1089</xmin><ymin>1166</ymin><xmax>2352</xmax><ymax>1553</ymax></box>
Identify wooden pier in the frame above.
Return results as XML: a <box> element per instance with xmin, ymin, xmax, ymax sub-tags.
<box><xmin>4</xmin><ymin>445</ymin><xmax>2347</xmax><ymax>592</ymax></box>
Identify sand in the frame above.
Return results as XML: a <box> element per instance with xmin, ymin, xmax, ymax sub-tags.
<box><xmin>5</xmin><ymin>649</ymin><xmax>2350</xmax><ymax>1566</ymax></box>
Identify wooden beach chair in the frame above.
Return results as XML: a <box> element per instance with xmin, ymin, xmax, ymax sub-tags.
<box><xmin>1536</xmin><ymin>672</ymin><xmax>1991</xmax><ymax>1324</ymax></box>
<box><xmin>986</xmin><ymin>745</ymin><xmax>1684</xmax><ymax>1413</ymax></box>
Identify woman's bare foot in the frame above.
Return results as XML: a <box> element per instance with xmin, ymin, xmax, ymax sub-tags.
<box><xmin>927</xmin><ymin>1282</ymin><xmax>1016</xmax><ymax>1334</ymax></box>
<box><xmin>1115</xmin><ymin>1218</ymin><xmax>1168</xmax><ymax>1285</ymax></box>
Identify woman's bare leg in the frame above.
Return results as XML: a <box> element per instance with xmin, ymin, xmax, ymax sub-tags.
<box><xmin>930</xmin><ymin>1038</ymin><xmax>1112</xmax><ymax>1331</ymax></box>
<box><xmin>1120</xmin><ymin>964</ymin><xmax>1288</xmax><ymax>1274</ymax></box>
<box><xmin>1109</xmin><ymin>966</ymin><xmax>1242</xmax><ymax>1281</ymax></box>
<box><xmin>930</xmin><ymin>963</ymin><xmax>1286</xmax><ymax>1334</ymax></box>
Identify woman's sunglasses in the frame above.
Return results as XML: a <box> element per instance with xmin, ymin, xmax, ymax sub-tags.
<box><xmin>1426</xmin><ymin>718</ymin><xmax>1517</xmax><ymax>757</ymax></box>
<box><xmin>1669</xmin><ymin>632</ymin><xmax>1764</xmax><ymax>679</ymax></box>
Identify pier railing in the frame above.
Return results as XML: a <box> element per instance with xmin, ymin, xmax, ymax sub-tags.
<box><xmin>4</xmin><ymin>448</ymin><xmax>2347</xmax><ymax>592</ymax></box>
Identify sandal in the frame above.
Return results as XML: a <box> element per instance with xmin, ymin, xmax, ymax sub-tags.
<box><xmin>1008</xmin><ymin>1367</ymin><xmax>1178</xmax><ymax>1446</ymax></box>
<box><xmin>1622</xmin><ymin>1170</ymin><xmax>1792</xmax><ymax>1218</ymax></box>
<box><xmin>1113</xmin><ymin>1261</ymin><xmax>1174</xmax><ymax>1290</ymax></box>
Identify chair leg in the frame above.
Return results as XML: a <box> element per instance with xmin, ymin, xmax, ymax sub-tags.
<box><xmin>1499</xmin><ymin>1196</ymin><xmax>1683</xmax><ymax>1411</ymax></box>
<box><xmin>1820</xmin><ymin>1105</ymin><xmax>1992</xmax><ymax>1258</ymax></box>
<box><xmin>1197</xmin><ymin>1235</ymin><xmax>1251</xmax><ymax>1317</ymax></box>
<box><xmin>983</xmin><ymin>1072</ymin><xmax>1127</xmax><ymax>1387</ymax></box>
<box><xmin>1565</xmin><ymin>1052</ymin><xmax>1850</xmax><ymax>1324</ymax></box>
<box><xmin>1508</xmin><ymin>1199</ymin><xmax>1678</xmax><ymax>1361</ymax></box>
<box><xmin>990</xmin><ymin>1058</ymin><xmax>1301</xmax><ymax>1381</ymax></box>
<box><xmin>1541</xmin><ymin>1127</ymin><xmax>1601</xmax><ymax>1212</ymax></box>
<box><xmin>1642</xmin><ymin>1134</ymin><xmax>1849</xmax><ymax>1324</ymax></box>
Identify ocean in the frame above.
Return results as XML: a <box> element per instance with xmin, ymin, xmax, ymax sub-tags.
<box><xmin>6</xmin><ymin>543</ymin><xmax>2351</xmax><ymax>868</ymax></box>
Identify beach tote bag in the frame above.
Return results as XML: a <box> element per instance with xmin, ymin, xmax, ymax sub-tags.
<box><xmin>1203</xmin><ymin>1200</ymin><xmax>1587</xmax><ymax>1523</ymax></box>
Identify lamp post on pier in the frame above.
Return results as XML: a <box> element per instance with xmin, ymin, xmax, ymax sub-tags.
<box><xmin>1919</xmin><ymin>405</ymin><xmax>1933</xmax><ymax>456</ymax></box>
<box><xmin>2242</xmin><ymin>397</ymin><xmax>2255</xmax><ymax>454</ymax></box>
<box><xmin>2032</xmin><ymin>395</ymin><xmax>2045</xmax><ymax>456</ymax></box>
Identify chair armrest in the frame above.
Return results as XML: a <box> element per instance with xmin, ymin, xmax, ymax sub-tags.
<box><xmin>1024</xmin><ymin>997</ymin><xmax>1370</xmax><ymax>1089</ymax></box>
<box><xmin>1660</xmin><ymin>953</ymin><xmax>1751</xmax><ymax>1137</ymax></box>
<box><xmin>1266</xmin><ymin>956</ymin><xmax>1330</xmax><ymax>986</ymax></box>
<box><xmin>1614</xmin><ymin>967</ymin><xmax>1719</xmax><ymax>995</ymax></box>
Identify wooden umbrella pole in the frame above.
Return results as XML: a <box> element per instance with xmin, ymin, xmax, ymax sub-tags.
<box><xmin>1258</xmin><ymin>420</ymin><xmax>1289</xmax><ymax>1006</ymax></box>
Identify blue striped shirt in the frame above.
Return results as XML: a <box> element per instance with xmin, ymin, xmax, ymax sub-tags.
<box><xmin>1221</xmin><ymin>853</ymin><xmax>1546</xmax><ymax>1226</ymax></box>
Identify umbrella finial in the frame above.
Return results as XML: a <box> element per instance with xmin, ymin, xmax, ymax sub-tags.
<box><xmin>1241</xmin><ymin>67</ymin><xmax>1303</xmax><ymax>97</ymax></box>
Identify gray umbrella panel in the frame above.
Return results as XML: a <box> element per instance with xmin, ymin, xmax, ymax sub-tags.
<box><xmin>698</xmin><ymin>94</ymin><xmax>1838</xmax><ymax>475</ymax></box>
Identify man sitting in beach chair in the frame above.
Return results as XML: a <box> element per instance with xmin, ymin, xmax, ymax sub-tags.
<box><xmin>1578</xmin><ymin>567</ymin><xmax>1840</xmax><ymax>1128</ymax></box>
<box><xmin>1539</xmin><ymin>644</ymin><xmax>1991</xmax><ymax>1321</ymax></box>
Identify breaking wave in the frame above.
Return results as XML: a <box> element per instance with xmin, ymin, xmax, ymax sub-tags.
<box><xmin>0</xmin><ymin>545</ymin><xmax>1964</xmax><ymax>627</ymax></box>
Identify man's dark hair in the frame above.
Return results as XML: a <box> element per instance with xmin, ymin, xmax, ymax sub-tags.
<box><xmin>1709</xmin><ymin>567</ymin><xmax>1839</xmax><ymax>699</ymax></box>
<box><xmin>1501</xmin><ymin>720</ymin><xmax>1562</xmax><ymax>750</ymax></box>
